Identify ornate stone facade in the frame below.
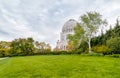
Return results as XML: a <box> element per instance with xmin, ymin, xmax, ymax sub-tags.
<box><xmin>55</xmin><ymin>19</ymin><xmax>78</xmax><ymax>51</ymax></box>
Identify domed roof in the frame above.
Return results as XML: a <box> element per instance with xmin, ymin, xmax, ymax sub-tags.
<box><xmin>62</xmin><ymin>19</ymin><xmax>78</xmax><ymax>33</ymax></box>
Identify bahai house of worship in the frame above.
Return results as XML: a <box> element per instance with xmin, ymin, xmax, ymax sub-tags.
<box><xmin>54</xmin><ymin>19</ymin><xmax>78</xmax><ymax>51</ymax></box>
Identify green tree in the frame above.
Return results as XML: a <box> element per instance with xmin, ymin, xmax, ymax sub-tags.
<box><xmin>106</xmin><ymin>37</ymin><xmax>120</xmax><ymax>54</ymax></box>
<box><xmin>80</xmin><ymin>12</ymin><xmax>107</xmax><ymax>53</ymax></box>
<box><xmin>45</xmin><ymin>43</ymin><xmax>51</xmax><ymax>52</ymax></box>
<box><xmin>67</xmin><ymin>23</ymin><xmax>84</xmax><ymax>51</ymax></box>
<box><xmin>35</xmin><ymin>41</ymin><xmax>51</xmax><ymax>53</ymax></box>
<box><xmin>0</xmin><ymin>41</ymin><xmax>11</xmax><ymax>57</ymax></box>
<box><xmin>10</xmin><ymin>37</ymin><xmax>35</xmax><ymax>56</ymax></box>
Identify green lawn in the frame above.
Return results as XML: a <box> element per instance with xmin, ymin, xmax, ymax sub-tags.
<box><xmin>0</xmin><ymin>55</ymin><xmax>120</xmax><ymax>78</ymax></box>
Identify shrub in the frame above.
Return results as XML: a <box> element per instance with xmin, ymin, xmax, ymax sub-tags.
<box><xmin>112</xmin><ymin>54</ymin><xmax>119</xmax><ymax>58</ymax></box>
<box><xmin>92</xmin><ymin>45</ymin><xmax>112</xmax><ymax>55</ymax></box>
<box><xmin>88</xmin><ymin>52</ymin><xmax>103</xmax><ymax>56</ymax></box>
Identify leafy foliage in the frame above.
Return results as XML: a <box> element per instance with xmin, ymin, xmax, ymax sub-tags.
<box><xmin>67</xmin><ymin>23</ymin><xmax>84</xmax><ymax>52</ymax></box>
<box><xmin>67</xmin><ymin>12</ymin><xmax>107</xmax><ymax>53</ymax></box>
<box><xmin>0</xmin><ymin>41</ymin><xmax>11</xmax><ymax>57</ymax></box>
<box><xmin>91</xmin><ymin>19</ymin><xmax>120</xmax><ymax>54</ymax></box>
<box><xmin>10</xmin><ymin>38</ymin><xmax>34</xmax><ymax>56</ymax></box>
<box><xmin>0</xmin><ymin>37</ymin><xmax>52</xmax><ymax>57</ymax></box>
<box><xmin>35</xmin><ymin>41</ymin><xmax>51</xmax><ymax>53</ymax></box>
<box><xmin>106</xmin><ymin>37</ymin><xmax>120</xmax><ymax>54</ymax></box>
<box><xmin>92</xmin><ymin>45</ymin><xmax>111</xmax><ymax>55</ymax></box>
<box><xmin>80</xmin><ymin>12</ymin><xmax>107</xmax><ymax>53</ymax></box>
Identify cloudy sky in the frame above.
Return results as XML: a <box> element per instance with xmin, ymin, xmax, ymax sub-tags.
<box><xmin>0</xmin><ymin>0</ymin><xmax>120</xmax><ymax>48</ymax></box>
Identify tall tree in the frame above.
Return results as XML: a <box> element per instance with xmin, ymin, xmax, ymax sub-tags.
<box><xmin>80</xmin><ymin>12</ymin><xmax>107</xmax><ymax>53</ymax></box>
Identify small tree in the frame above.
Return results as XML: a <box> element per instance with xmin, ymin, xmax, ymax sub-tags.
<box><xmin>67</xmin><ymin>23</ymin><xmax>84</xmax><ymax>51</ymax></box>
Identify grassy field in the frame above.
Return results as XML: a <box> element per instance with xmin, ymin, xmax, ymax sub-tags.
<box><xmin>0</xmin><ymin>55</ymin><xmax>120</xmax><ymax>78</ymax></box>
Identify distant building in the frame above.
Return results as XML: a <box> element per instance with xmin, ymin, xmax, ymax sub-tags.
<box><xmin>54</xmin><ymin>19</ymin><xmax>78</xmax><ymax>51</ymax></box>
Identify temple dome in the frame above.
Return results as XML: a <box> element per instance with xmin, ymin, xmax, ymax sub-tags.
<box><xmin>62</xmin><ymin>19</ymin><xmax>78</xmax><ymax>33</ymax></box>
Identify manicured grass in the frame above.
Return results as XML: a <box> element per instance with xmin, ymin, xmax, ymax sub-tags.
<box><xmin>0</xmin><ymin>55</ymin><xmax>120</xmax><ymax>78</ymax></box>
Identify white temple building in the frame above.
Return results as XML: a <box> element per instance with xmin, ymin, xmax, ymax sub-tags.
<box><xmin>55</xmin><ymin>19</ymin><xmax>78</xmax><ymax>51</ymax></box>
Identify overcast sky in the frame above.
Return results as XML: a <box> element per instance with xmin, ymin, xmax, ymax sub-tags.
<box><xmin>0</xmin><ymin>0</ymin><xmax>120</xmax><ymax>48</ymax></box>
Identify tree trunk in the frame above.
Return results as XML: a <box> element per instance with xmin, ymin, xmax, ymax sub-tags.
<box><xmin>88</xmin><ymin>37</ymin><xmax>92</xmax><ymax>53</ymax></box>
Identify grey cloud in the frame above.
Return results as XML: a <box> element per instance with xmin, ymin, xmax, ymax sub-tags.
<box><xmin>0</xmin><ymin>0</ymin><xmax>120</xmax><ymax>48</ymax></box>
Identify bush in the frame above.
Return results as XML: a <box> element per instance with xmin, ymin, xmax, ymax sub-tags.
<box><xmin>73</xmin><ymin>48</ymin><xmax>84</xmax><ymax>54</ymax></box>
<box><xmin>92</xmin><ymin>45</ymin><xmax>112</xmax><ymax>55</ymax></box>
<box><xmin>78</xmin><ymin>41</ymin><xmax>88</xmax><ymax>52</ymax></box>
<box><xmin>112</xmin><ymin>54</ymin><xmax>119</xmax><ymax>58</ymax></box>
<box><xmin>88</xmin><ymin>52</ymin><xmax>103</xmax><ymax>56</ymax></box>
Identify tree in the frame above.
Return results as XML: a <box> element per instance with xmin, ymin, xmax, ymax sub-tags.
<box><xmin>113</xmin><ymin>19</ymin><xmax>120</xmax><ymax>37</ymax></box>
<box><xmin>66</xmin><ymin>41</ymin><xmax>75</xmax><ymax>52</ymax></box>
<box><xmin>35</xmin><ymin>41</ymin><xmax>51</xmax><ymax>53</ymax></box>
<box><xmin>67</xmin><ymin>23</ymin><xmax>84</xmax><ymax>51</ymax></box>
<box><xmin>45</xmin><ymin>43</ymin><xmax>51</xmax><ymax>52</ymax></box>
<box><xmin>80</xmin><ymin>12</ymin><xmax>107</xmax><ymax>53</ymax></box>
<box><xmin>0</xmin><ymin>41</ymin><xmax>11</xmax><ymax>57</ymax></box>
<box><xmin>106</xmin><ymin>37</ymin><xmax>120</xmax><ymax>54</ymax></box>
<box><xmin>10</xmin><ymin>37</ymin><xmax>35</xmax><ymax>56</ymax></box>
